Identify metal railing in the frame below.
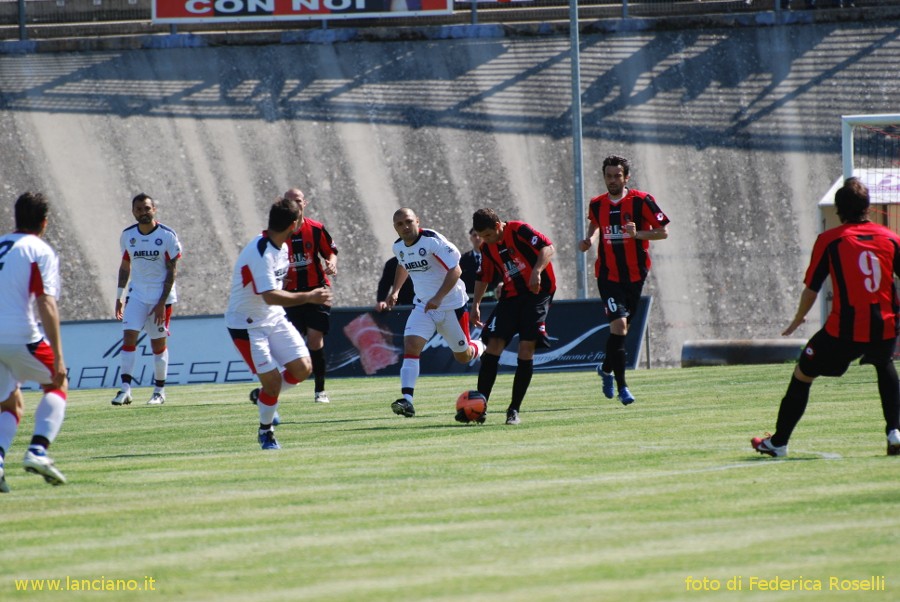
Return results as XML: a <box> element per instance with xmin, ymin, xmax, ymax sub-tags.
<box><xmin>0</xmin><ymin>0</ymin><xmax>888</xmax><ymax>42</ymax></box>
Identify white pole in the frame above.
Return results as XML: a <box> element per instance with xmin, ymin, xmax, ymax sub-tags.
<box><xmin>570</xmin><ymin>0</ymin><xmax>587</xmax><ymax>299</ymax></box>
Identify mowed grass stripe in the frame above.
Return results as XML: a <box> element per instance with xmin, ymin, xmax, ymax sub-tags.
<box><xmin>3</xmin><ymin>365</ymin><xmax>898</xmax><ymax>601</ymax></box>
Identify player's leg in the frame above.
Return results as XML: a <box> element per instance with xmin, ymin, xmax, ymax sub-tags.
<box><xmin>477</xmin><ymin>301</ymin><xmax>512</xmax><ymax>404</ymax></box>
<box><xmin>11</xmin><ymin>341</ymin><xmax>69</xmax><ymax>485</ymax></box>
<box><xmin>394</xmin><ymin>333</ymin><xmax>427</xmax><ymax>418</ymax></box>
<box><xmin>0</xmin><ymin>362</ymin><xmax>23</xmax><ymax>493</ymax></box>
<box><xmin>255</xmin><ymin>367</ymin><xmax>283</xmax><ymax>450</ymax></box>
<box><xmin>146</xmin><ymin>305</ymin><xmax>172</xmax><ymax>405</ymax></box>
<box><xmin>307</xmin><ymin>328</ymin><xmax>329</xmax><ymax>403</ymax></box>
<box><xmin>111</xmin><ymin>329</ymin><xmax>140</xmax><ymax>405</ymax></box>
<box><xmin>255</xmin><ymin>322</ymin><xmax>309</xmax><ymax>450</ymax></box>
<box><xmin>505</xmin><ymin>294</ymin><xmax>550</xmax><ymax>425</ymax></box>
<box><xmin>438</xmin><ymin>306</ymin><xmax>484</xmax><ymax>364</ymax></box>
<box><xmin>861</xmin><ymin>338</ymin><xmax>900</xmax><ymax>454</ymax></box>
<box><xmin>285</xmin><ymin>304</ymin><xmax>326</xmax><ymax>403</ymax></box>
<box><xmin>306</xmin><ymin>302</ymin><xmax>331</xmax><ymax>403</ymax></box>
<box><xmin>753</xmin><ymin>331</ymin><xmax>842</xmax><ymax>457</ymax></box>
<box><xmin>272</xmin><ymin>317</ymin><xmax>312</xmax><ymax>393</ymax></box>
<box><xmin>597</xmin><ymin>279</ymin><xmax>631</xmax><ymax>402</ymax></box>
<box><xmin>391</xmin><ymin>309</ymin><xmax>433</xmax><ymax>417</ymax></box>
<box><xmin>113</xmin><ymin>298</ymin><xmax>150</xmax><ymax>405</ymax></box>
<box><xmin>505</xmin><ymin>339</ymin><xmax>536</xmax><ymax>426</ymax></box>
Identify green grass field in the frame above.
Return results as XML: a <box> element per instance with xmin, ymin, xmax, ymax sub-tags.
<box><xmin>3</xmin><ymin>364</ymin><xmax>898</xmax><ymax>601</ymax></box>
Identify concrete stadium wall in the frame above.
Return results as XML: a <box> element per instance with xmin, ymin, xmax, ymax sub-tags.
<box><xmin>1</xmin><ymin>20</ymin><xmax>898</xmax><ymax>367</ymax></box>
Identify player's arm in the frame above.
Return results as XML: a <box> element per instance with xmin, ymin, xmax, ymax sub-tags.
<box><xmin>625</xmin><ymin>201</ymin><xmax>670</xmax><ymax>241</ymax></box>
<box><xmin>151</xmin><ymin>256</ymin><xmax>178</xmax><ymax>325</ymax></box>
<box><xmin>626</xmin><ymin>223</ymin><xmax>668</xmax><ymax>241</ymax></box>
<box><xmin>320</xmin><ymin>229</ymin><xmax>338</xmax><ymax>277</ymax></box>
<box><xmin>472</xmin><ymin>280</ymin><xmax>489</xmax><ymax>327</ymax></box>
<box><xmin>579</xmin><ymin>223</ymin><xmax>599</xmax><ymax>252</ymax></box>
<box><xmin>385</xmin><ymin>264</ymin><xmax>410</xmax><ymax>311</ymax></box>
<box><xmin>323</xmin><ymin>253</ymin><xmax>337</xmax><ymax>277</ymax></box>
<box><xmin>262</xmin><ymin>287</ymin><xmax>333</xmax><ymax>307</ymax></box>
<box><xmin>425</xmin><ymin>264</ymin><xmax>462</xmax><ymax>311</ymax></box>
<box><xmin>783</xmin><ymin>287</ymin><xmax>818</xmax><ymax>336</ymax></box>
<box><xmin>115</xmin><ymin>256</ymin><xmax>131</xmax><ymax>321</ymax></box>
<box><xmin>528</xmin><ymin>244</ymin><xmax>555</xmax><ymax>293</ymax></box>
<box><xmin>35</xmin><ymin>294</ymin><xmax>66</xmax><ymax>389</ymax></box>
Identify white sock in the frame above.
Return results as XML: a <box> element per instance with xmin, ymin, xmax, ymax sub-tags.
<box><xmin>121</xmin><ymin>349</ymin><xmax>136</xmax><ymax>388</ymax></box>
<box><xmin>153</xmin><ymin>347</ymin><xmax>168</xmax><ymax>383</ymax></box>
<box><xmin>400</xmin><ymin>357</ymin><xmax>419</xmax><ymax>399</ymax></box>
<box><xmin>33</xmin><ymin>390</ymin><xmax>67</xmax><ymax>444</ymax></box>
<box><xmin>258</xmin><ymin>403</ymin><xmax>278</xmax><ymax>427</ymax></box>
<box><xmin>469</xmin><ymin>339</ymin><xmax>485</xmax><ymax>360</ymax></box>
<box><xmin>0</xmin><ymin>410</ymin><xmax>19</xmax><ymax>458</ymax></box>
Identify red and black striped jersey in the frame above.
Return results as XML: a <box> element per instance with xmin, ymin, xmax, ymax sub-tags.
<box><xmin>805</xmin><ymin>221</ymin><xmax>900</xmax><ymax>342</ymax></box>
<box><xmin>283</xmin><ymin>217</ymin><xmax>337</xmax><ymax>292</ymax></box>
<box><xmin>588</xmin><ymin>189</ymin><xmax>670</xmax><ymax>283</ymax></box>
<box><xmin>478</xmin><ymin>221</ymin><xmax>556</xmax><ymax>299</ymax></box>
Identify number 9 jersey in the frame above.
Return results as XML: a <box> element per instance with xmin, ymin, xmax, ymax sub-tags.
<box><xmin>805</xmin><ymin>220</ymin><xmax>900</xmax><ymax>342</ymax></box>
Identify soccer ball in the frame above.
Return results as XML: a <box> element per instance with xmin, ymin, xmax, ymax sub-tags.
<box><xmin>455</xmin><ymin>390</ymin><xmax>487</xmax><ymax>424</ymax></box>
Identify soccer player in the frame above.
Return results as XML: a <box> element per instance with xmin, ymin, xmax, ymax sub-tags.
<box><xmin>0</xmin><ymin>192</ymin><xmax>68</xmax><ymax>491</ymax></box>
<box><xmin>110</xmin><ymin>193</ymin><xmax>183</xmax><ymax>406</ymax></box>
<box><xmin>280</xmin><ymin>188</ymin><xmax>338</xmax><ymax>404</ymax></box>
<box><xmin>753</xmin><ymin>177</ymin><xmax>900</xmax><ymax>458</ymax></box>
<box><xmin>578</xmin><ymin>155</ymin><xmax>669</xmax><ymax>405</ymax></box>
<box><xmin>226</xmin><ymin>196</ymin><xmax>332</xmax><ymax>450</ymax></box>
<box><xmin>472</xmin><ymin>208</ymin><xmax>556</xmax><ymax>425</ymax></box>
<box><xmin>383</xmin><ymin>208</ymin><xmax>485</xmax><ymax>418</ymax></box>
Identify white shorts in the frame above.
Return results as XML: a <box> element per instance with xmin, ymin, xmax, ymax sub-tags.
<box><xmin>123</xmin><ymin>298</ymin><xmax>171</xmax><ymax>340</ymax></box>
<box><xmin>230</xmin><ymin>315</ymin><xmax>310</xmax><ymax>375</ymax></box>
<box><xmin>0</xmin><ymin>340</ymin><xmax>56</xmax><ymax>399</ymax></box>
<box><xmin>404</xmin><ymin>306</ymin><xmax>471</xmax><ymax>353</ymax></box>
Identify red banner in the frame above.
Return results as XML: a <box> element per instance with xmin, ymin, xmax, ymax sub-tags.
<box><xmin>153</xmin><ymin>0</ymin><xmax>452</xmax><ymax>23</ymax></box>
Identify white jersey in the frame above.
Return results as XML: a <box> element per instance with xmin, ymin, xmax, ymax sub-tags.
<box><xmin>393</xmin><ymin>228</ymin><xmax>467</xmax><ymax>311</ymax></box>
<box><xmin>0</xmin><ymin>232</ymin><xmax>61</xmax><ymax>345</ymax></box>
<box><xmin>225</xmin><ymin>233</ymin><xmax>289</xmax><ymax>330</ymax></box>
<box><xmin>120</xmin><ymin>222</ymin><xmax>182</xmax><ymax>305</ymax></box>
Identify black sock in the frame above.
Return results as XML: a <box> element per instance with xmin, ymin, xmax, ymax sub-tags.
<box><xmin>311</xmin><ymin>348</ymin><xmax>326</xmax><ymax>392</ymax></box>
<box><xmin>121</xmin><ymin>374</ymin><xmax>132</xmax><ymax>385</ymax></box>
<box><xmin>29</xmin><ymin>435</ymin><xmax>50</xmax><ymax>450</ymax></box>
<box><xmin>155</xmin><ymin>379</ymin><xmax>165</xmax><ymax>388</ymax></box>
<box><xmin>604</xmin><ymin>334</ymin><xmax>628</xmax><ymax>388</ymax></box>
<box><xmin>510</xmin><ymin>358</ymin><xmax>534</xmax><ymax>412</ymax></box>
<box><xmin>874</xmin><ymin>361</ymin><xmax>900</xmax><ymax>433</ymax></box>
<box><xmin>478</xmin><ymin>353</ymin><xmax>501</xmax><ymax>402</ymax></box>
<box><xmin>772</xmin><ymin>376</ymin><xmax>812</xmax><ymax>447</ymax></box>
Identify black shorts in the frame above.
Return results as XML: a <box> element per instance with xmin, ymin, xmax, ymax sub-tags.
<box><xmin>480</xmin><ymin>293</ymin><xmax>552</xmax><ymax>349</ymax></box>
<box><xmin>798</xmin><ymin>329</ymin><xmax>897</xmax><ymax>378</ymax></box>
<box><xmin>596</xmin><ymin>278</ymin><xmax>645</xmax><ymax>322</ymax></box>
<box><xmin>285</xmin><ymin>300</ymin><xmax>331</xmax><ymax>335</ymax></box>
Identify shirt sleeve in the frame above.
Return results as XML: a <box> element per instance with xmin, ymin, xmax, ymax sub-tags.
<box><xmin>167</xmin><ymin>231</ymin><xmax>183</xmax><ymax>262</ymax></box>
<box><xmin>804</xmin><ymin>236</ymin><xmax>830</xmax><ymax>292</ymax></box>
<box><xmin>516</xmin><ymin>222</ymin><xmax>552</xmax><ymax>250</ymax></box>
<box><xmin>432</xmin><ymin>237</ymin><xmax>461</xmax><ymax>270</ymax></box>
<box><xmin>119</xmin><ymin>230</ymin><xmax>130</xmax><ymax>262</ymax></box>
<box><xmin>252</xmin><ymin>250</ymin><xmax>281</xmax><ymax>295</ymax></box>
<box><xmin>642</xmin><ymin>194</ymin><xmax>671</xmax><ymax>228</ymax></box>
<box><xmin>319</xmin><ymin>227</ymin><xmax>337</xmax><ymax>258</ymax></box>
<box><xmin>34</xmin><ymin>247</ymin><xmax>61</xmax><ymax>299</ymax></box>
